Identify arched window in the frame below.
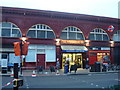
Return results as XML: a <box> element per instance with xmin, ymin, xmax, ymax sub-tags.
<box><xmin>27</xmin><ymin>24</ymin><xmax>55</xmax><ymax>39</ymax></box>
<box><xmin>60</xmin><ymin>26</ymin><xmax>85</xmax><ymax>40</ymax></box>
<box><xmin>0</xmin><ymin>22</ymin><xmax>21</xmax><ymax>37</ymax></box>
<box><xmin>88</xmin><ymin>28</ymin><xmax>109</xmax><ymax>41</ymax></box>
<box><xmin>113</xmin><ymin>30</ymin><xmax>120</xmax><ymax>41</ymax></box>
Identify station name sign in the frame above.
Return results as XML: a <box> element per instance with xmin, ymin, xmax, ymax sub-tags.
<box><xmin>61</xmin><ymin>40</ymin><xmax>85</xmax><ymax>44</ymax></box>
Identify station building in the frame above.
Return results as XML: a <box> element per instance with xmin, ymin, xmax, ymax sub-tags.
<box><xmin>0</xmin><ymin>7</ymin><xmax>120</xmax><ymax>69</ymax></box>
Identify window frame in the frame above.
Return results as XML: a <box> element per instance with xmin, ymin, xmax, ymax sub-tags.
<box><xmin>0</xmin><ymin>22</ymin><xmax>22</xmax><ymax>37</ymax></box>
<box><xmin>27</xmin><ymin>24</ymin><xmax>56</xmax><ymax>39</ymax></box>
<box><xmin>113</xmin><ymin>30</ymin><xmax>120</xmax><ymax>41</ymax></box>
<box><xmin>89</xmin><ymin>28</ymin><xmax>109</xmax><ymax>41</ymax></box>
<box><xmin>60</xmin><ymin>26</ymin><xmax>85</xmax><ymax>40</ymax></box>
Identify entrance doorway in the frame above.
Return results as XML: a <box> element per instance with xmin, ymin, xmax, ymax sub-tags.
<box><xmin>62</xmin><ymin>53</ymin><xmax>83</xmax><ymax>68</ymax></box>
<box><xmin>37</xmin><ymin>54</ymin><xmax>45</xmax><ymax>69</ymax></box>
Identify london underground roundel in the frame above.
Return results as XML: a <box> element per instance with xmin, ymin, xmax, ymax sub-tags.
<box><xmin>108</xmin><ymin>25</ymin><xmax>114</xmax><ymax>32</ymax></box>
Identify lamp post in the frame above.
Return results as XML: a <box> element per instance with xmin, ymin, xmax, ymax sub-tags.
<box><xmin>13</xmin><ymin>35</ymin><xmax>29</xmax><ymax>90</ymax></box>
<box><xmin>19</xmin><ymin>35</ymin><xmax>29</xmax><ymax>76</ymax></box>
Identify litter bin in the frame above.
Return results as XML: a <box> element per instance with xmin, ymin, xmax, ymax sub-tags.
<box><xmin>49</xmin><ymin>66</ymin><xmax>55</xmax><ymax>72</ymax></box>
<box><xmin>64</xmin><ymin>64</ymin><xmax>69</xmax><ymax>74</ymax></box>
<box><xmin>94</xmin><ymin>62</ymin><xmax>101</xmax><ymax>72</ymax></box>
<box><xmin>70</xmin><ymin>65</ymin><xmax>77</xmax><ymax>73</ymax></box>
<box><xmin>89</xmin><ymin>65</ymin><xmax>95</xmax><ymax>72</ymax></box>
<box><xmin>37</xmin><ymin>66</ymin><xmax>44</xmax><ymax>73</ymax></box>
<box><xmin>102</xmin><ymin>63</ymin><xmax>107</xmax><ymax>72</ymax></box>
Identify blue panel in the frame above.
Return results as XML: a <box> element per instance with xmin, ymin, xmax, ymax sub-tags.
<box><xmin>62</xmin><ymin>50</ymin><xmax>87</xmax><ymax>52</ymax></box>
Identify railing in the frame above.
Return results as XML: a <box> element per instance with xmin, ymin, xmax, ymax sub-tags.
<box><xmin>108</xmin><ymin>64</ymin><xmax>120</xmax><ymax>71</ymax></box>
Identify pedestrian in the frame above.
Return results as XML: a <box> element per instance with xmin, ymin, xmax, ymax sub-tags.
<box><xmin>85</xmin><ymin>58</ymin><xmax>89</xmax><ymax>69</ymax></box>
<box><xmin>83</xmin><ymin>58</ymin><xmax>86</xmax><ymax>69</ymax></box>
<box><xmin>56</xmin><ymin>58</ymin><xmax>60</xmax><ymax>75</ymax></box>
<box><xmin>66</xmin><ymin>56</ymin><xmax>70</xmax><ymax>72</ymax></box>
<box><xmin>77</xmin><ymin>58</ymin><xmax>81</xmax><ymax>68</ymax></box>
<box><xmin>64</xmin><ymin>61</ymin><xmax>69</xmax><ymax>74</ymax></box>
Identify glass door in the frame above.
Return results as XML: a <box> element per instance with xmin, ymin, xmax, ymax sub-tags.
<box><xmin>62</xmin><ymin>53</ymin><xmax>83</xmax><ymax>68</ymax></box>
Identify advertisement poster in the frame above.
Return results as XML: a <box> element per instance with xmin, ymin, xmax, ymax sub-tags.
<box><xmin>1</xmin><ymin>59</ymin><xmax>8</xmax><ymax>67</ymax></box>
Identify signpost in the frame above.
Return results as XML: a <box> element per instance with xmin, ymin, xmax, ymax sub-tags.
<box><xmin>13</xmin><ymin>35</ymin><xmax>29</xmax><ymax>90</ymax></box>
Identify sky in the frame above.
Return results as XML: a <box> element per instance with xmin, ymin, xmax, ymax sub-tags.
<box><xmin>1</xmin><ymin>0</ymin><xmax>120</xmax><ymax>18</ymax></box>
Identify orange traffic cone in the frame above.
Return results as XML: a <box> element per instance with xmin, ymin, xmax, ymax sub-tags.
<box><xmin>32</xmin><ymin>70</ymin><xmax>36</xmax><ymax>77</ymax></box>
<box><xmin>10</xmin><ymin>69</ymin><xmax>14</xmax><ymax>77</ymax></box>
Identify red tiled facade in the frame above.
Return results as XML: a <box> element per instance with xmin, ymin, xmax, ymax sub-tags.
<box><xmin>1</xmin><ymin>7</ymin><xmax>120</xmax><ymax>69</ymax></box>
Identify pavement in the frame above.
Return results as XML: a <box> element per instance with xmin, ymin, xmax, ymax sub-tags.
<box><xmin>0</xmin><ymin>68</ymin><xmax>119</xmax><ymax>76</ymax></box>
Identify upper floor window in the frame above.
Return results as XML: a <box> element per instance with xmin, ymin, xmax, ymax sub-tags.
<box><xmin>0</xmin><ymin>22</ymin><xmax>21</xmax><ymax>37</ymax></box>
<box><xmin>88</xmin><ymin>28</ymin><xmax>109</xmax><ymax>41</ymax></box>
<box><xmin>27</xmin><ymin>24</ymin><xmax>55</xmax><ymax>39</ymax></box>
<box><xmin>113</xmin><ymin>30</ymin><xmax>120</xmax><ymax>41</ymax></box>
<box><xmin>60</xmin><ymin>26</ymin><xmax>85</xmax><ymax>40</ymax></box>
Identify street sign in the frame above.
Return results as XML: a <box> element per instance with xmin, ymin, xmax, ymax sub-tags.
<box><xmin>13</xmin><ymin>41</ymin><xmax>29</xmax><ymax>56</ymax></box>
<box><xmin>13</xmin><ymin>42</ymin><xmax>21</xmax><ymax>56</ymax></box>
<box><xmin>108</xmin><ymin>25</ymin><xmax>114</xmax><ymax>32</ymax></box>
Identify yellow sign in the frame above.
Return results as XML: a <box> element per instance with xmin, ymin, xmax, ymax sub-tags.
<box><xmin>61</xmin><ymin>40</ymin><xmax>85</xmax><ymax>44</ymax></box>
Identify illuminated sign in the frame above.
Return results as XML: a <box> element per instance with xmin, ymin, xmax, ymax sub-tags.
<box><xmin>61</xmin><ymin>40</ymin><xmax>85</xmax><ymax>44</ymax></box>
<box><xmin>108</xmin><ymin>25</ymin><xmax>114</xmax><ymax>32</ymax></box>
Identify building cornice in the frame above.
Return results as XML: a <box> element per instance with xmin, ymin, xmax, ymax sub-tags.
<box><xmin>1</xmin><ymin>6</ymin><xmax>119</xmax><ymax>24</ymax></box>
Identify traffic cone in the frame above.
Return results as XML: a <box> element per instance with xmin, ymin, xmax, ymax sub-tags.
<box><xmin>56</xmin><ymin>70</ymin><xmax>60</xmax><ymax>75</ymax></box>
<box><xmin>32</xmin><ymin>70</ymin><xmax>36</xmax><ymax>77</ymax></box>
<box><xmin>10</xmin><ymin>69</ymin><xmax>14</xmax><ymax>77</ymax></box>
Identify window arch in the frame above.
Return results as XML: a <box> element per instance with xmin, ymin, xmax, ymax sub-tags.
<box><xmin>27</xmin><ymin>24</ymin><xmax>56</xmax><ymax>39</ymax></box>
<box><xmin>0</xmin><ymin>22</ymin><xmax>22</xmax><ymax>37</ymax></box>
<box><xmin>60</xmin><ymin>26</ymin><xmax>85</xmax><ymax>40</ymax></box>
<box><xmin>113</xmin><ymin>30</ymin><xmax>120</xmax><ymax>41</ymax></box>
<box><xmin>88</xmin><ymin>28</ymin><xmax>109</xmax><ymax>41</ymax></box>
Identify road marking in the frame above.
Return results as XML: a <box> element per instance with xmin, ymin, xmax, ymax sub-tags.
<box><xmin>115</xmin><ymin>79</ymin><xmax>118</xmax><ymax>81</ymax></box>
<box><xmin>96</xmin><ymin>85</ymin><xmax>98</xmax><ymax>87</ymax></box>
<box><xmin>82</xmin><ymin>80</ymin><xmax>86</xmax><ymax>82</ymax></box>
<box><xmin>23</xmin><ymin>76</ymin><xmax>29</xmax><ymax>89</ymax></box>
<box><xmin>88</xmin><ymin>74</ymin><xmax>92</xmax><ymax>76</ymax></box>
<box><xmin>91</xmin><ymin>83</ymin><xmax>93</xmax><ymax>85</ymax></box>
<box><xmin>26</xmin><ymin>85</ymin><xmax>29</xmax><ymax>89</ymax></box>
<box><xmin>102</xmin><ymin>87</ymin><xmax>105</xmax><ymax>89</ymax></box>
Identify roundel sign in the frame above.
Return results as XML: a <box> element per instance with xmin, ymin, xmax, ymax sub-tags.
<box><xmin>108</xmin><ymin>25</ymin><xmax>114</xmax><ymax>32</ymax></box>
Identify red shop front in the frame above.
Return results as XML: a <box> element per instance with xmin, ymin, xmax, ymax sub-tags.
<box><xmin>89</xmin><ymin>50</ymin><xmax>110</xmax><ymax>65</ymax></box>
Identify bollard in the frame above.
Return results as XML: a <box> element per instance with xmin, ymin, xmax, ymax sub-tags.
<box><xmin>10</xmin><ymin>69</ymin><xmax>14</xmax><ymax>78</ymax></box>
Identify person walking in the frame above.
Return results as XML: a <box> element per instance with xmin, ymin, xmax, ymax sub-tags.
<box><xmin>83</xmin><ymin>58</ymin><xmax>86</xmax><ymax>69</ymax></box>
<box><xmin>56</xmin><ymin>58</ymin><xmax>60</xmax><ymax>75</ymax></box>
<box><xmin>64</xmin><ymin>61</ymin><xmax>69</xmax><ymax>74</ymax></box>
<box><xmin>85</xmin><ymin>58</ymin><xmax>89</xmax><ymax>69</ymax></box>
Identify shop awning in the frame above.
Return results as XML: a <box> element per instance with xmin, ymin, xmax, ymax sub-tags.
<box><xmin>61</xmin><ymin>45</ymin><xmax>88</xmax><ymax>52</ymax></box>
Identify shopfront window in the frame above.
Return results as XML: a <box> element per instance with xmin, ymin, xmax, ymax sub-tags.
<box><xmin>2</xmin><ymin>53</ymin><xmax>8</xmax><ymax>59</ymax></box>
<box><xmin>0</xmin><ymin>22</ymin><xmax>22</xmax><ymax>37</ymax></box>
<box><xmin>113</xmin><ymin>30</ymin><xmax>120</xmax><ymax>41</ymax></box>
<box><xmin>27</xmin><ymin>24</ymin><xmax>56</xmax><ymax>39</ymax></box>
<box><xmin>60</xmin><ymin>26</ymin><xmax>85</xmax><ymax>40</ymax></box>
<box><xmin>88</xmin><ymin>28</ymin><xmax>109</xmax><ymax>41</ymax></box>
<box><xmin>62</xmin><ymin>53</ymin><xmax>83</xmax><ymax>68</ymax></box>
<box><xmin>97</xmin><ymin>53</ymin><xmax>110</xmax><ymax>63</ymax></box>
